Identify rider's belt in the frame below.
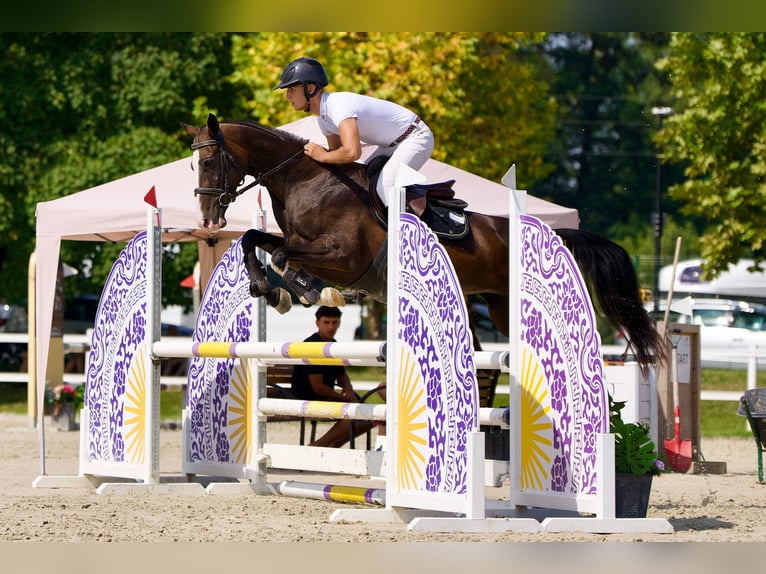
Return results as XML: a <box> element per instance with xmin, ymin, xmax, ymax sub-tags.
<box><xmin>388</xmin><ymin>116</ymin><xmax>421</xmax><ymax>147</ymax></box>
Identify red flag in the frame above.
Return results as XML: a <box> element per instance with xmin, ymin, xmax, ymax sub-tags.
<box><xmin>144</xmin><ymin>186</ymin><xmax>157</xmax><ymax>207</ymax></box>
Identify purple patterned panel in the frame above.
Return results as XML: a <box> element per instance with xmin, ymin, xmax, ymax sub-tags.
<box><xmin>85</xmin><ymin>231</ymin><xmax>147</xmax><ymax>463</ymax></box>
<box><xmin>187</xmin><ymin>238</ymin><xmax>253</xmax><ymax>465</ymax></box>
<box><xmin>397</xmin><ymin>214</ymin><xmax>477</xmax><ymax>495</ymax></box>
<box><xmin>520</xmin><ymin>215</ymin><xmax>606</xmax><ymax>495</ymax></box>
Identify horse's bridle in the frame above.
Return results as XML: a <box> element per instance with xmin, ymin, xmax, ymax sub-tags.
<box><xmin>191</xmin><ymin>132</ymin><xmax>304</xmax><ymax>222</ymax></box>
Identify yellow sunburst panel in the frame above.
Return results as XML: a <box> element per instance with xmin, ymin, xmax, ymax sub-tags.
<box><xmin>519</xmin><ymin>346</ymin><xmax>553</xmax><ymax>492</ymax></box>
<box><xmin>227</xmin><ymin>358</ymin><xmax>253</xmax><ymax>465</ymax></box>
<box><xmin>124</xmin><ymin>346</ymin><xmax>147</xmax><ymax>465</ymax></box>
<box><xmin>395</xmin><ymin>346</ymin><xmax>428</xmax><ymax>492</ymax></box>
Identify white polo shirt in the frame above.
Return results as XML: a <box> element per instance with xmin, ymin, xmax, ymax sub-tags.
<box><xmin>317</xmin><ymin>91</ymin><xmax>418</xmax><ymax>147</ymax></box>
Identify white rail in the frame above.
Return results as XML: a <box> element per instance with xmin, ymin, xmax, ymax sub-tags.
<box><xmin>1</xmin><ymin>334</ymin><xmax>758</xmax><ymax>403</ymax></box>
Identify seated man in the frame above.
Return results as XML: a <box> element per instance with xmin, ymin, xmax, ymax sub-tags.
<box><xmin>291</xmin><ymin>305</ymin><xmax>373</xmax><ymax>448</ymax></box>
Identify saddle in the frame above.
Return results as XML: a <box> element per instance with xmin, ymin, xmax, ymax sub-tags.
<box><xmin>366</xmin><ymin>156</ymin><xmax>470</xmax><ymax>240</ymax></box>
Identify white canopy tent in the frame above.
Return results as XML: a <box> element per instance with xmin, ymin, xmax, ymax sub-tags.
<box><xmin>33</xmin><ymin>115</ymin><xmax>579</xmax><ymax>432</ymax></box>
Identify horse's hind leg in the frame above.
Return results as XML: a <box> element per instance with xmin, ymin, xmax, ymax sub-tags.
<box><xmin>241</xmin><ymin>229</ymin><xmax>292</xmax><ymax>314</ymax></box>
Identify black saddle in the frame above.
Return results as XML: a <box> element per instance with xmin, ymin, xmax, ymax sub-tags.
<box><xmin>366</xmin><ymin>156</ymin><xmax>469</xmax><ymax>240</ymax></box>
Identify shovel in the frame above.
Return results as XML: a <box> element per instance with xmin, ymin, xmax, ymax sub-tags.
<box><xmin>661</xmin><ymin>236</ymin><xmax>692</xmax><ymax>471</ymax></box>
<box><xmin>664</xmin><ymin>333</ymin><xmax>693</xmax><ymax>472</ymax></box>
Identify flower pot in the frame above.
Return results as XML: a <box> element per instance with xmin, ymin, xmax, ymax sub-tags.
<box><xmin>51</xmin><ymin>403</ymin><xmax>78</xmax><ymax>431</ymax></box>
<box><xmin>615</xmin><ymin>472</ymin><xmax>653</xmax><ymax>518</ymax></box>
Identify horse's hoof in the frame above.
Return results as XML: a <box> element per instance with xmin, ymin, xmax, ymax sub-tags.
<box><xmin>274</xmin><ymin>288</ymin><xmax>292</xmax><ymax>314</ymax></box>
<box><xmin>318</xmin><ymin>287</ymin><xmax>345</xmax><ymax>307</ymax></box>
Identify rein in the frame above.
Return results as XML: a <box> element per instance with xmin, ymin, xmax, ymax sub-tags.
<box><xmin>191</xmin><ymin>135</ymin><xmax>304</xmax><ymax>215</ymax></box>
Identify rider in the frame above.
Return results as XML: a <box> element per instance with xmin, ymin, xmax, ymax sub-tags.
<box><xmin>275</xmin><ymin>56</ymin><xmax>435</xmax><ymax>206</ymax></box>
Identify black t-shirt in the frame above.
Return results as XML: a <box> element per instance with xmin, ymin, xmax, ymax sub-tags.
<box><xmin>290</xmin><ymin>332</ymin><xmax>346</xmax><ymax>400</ymax></box>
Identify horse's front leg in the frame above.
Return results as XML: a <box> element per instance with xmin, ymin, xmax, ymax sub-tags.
<box><xmin>241</xmin><ymin>229</ymin><xmax>292</xmax><ymax>314</ymax></box>
<box><xmin>271</xmin><ymin>240</ymin><xmax>347</xmax><ymax>307</ymax></box>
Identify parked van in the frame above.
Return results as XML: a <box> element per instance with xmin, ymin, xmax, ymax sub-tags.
<box><xmin>659</xmin><ymin>258</ymin><xmax>766</xmax><ymax>304</ymax></box>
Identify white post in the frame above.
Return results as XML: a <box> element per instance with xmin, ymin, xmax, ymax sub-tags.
<box><xmin>146</xmin><ymin>207</ymin><xmax>162</xmax><ymax>483</ymax></box>
<box><xmin>598</xmin><ymin>432</ymin><xmax>616</xmax><ymax>519</ymax></box>
<box><xmin>466</xmin><ymin>431</ymin><xmax>486</xmax><ymax>519</ymax></box>
<box><xmin>502</xmin><ymin>165</ymin><xmax>526</xmax><ymax>506</ymax></box>
<box><xmin>385</xmin><ymin>164</ymin><xmax>425</xmax><ymax>509</ymax></box>
<box><xmin>747</xmin><ymin>343</ymin><xmax>757</xmax><ymax>392</ymax></box>
<box><xmin>251</xmin><ymin>206</ymin><xmax>269</xmax><ymax>492</ymax></box>
<box><xmin>384</xmin><ymin>176</ymin><xmax>404</xmax><ymax>507</ymax></box>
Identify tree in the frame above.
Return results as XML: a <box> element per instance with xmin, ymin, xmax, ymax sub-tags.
<box><xmin>533</xmin><ymin>33</ymin><xmax>678</xmax><ymax>238</ymax></box>
<box><xmin>228</xmin><ymin>32</ymin><xmax>555</xmax><ymax>186</ymax></box>
<box><xmin>657</xmin><ymin>32</ymin><xmax>766</xmax><ymax>277</ymax></box>
<box><xmin>0</xmin><ymin>33</ymin><xmax>235</xmax><ymax>308</ymax></box>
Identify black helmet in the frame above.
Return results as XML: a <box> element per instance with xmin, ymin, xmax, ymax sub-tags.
<box><xmin>275</xmin><ymin>57</ymin><xmax>328</xmax><ymax>90</ymax></box>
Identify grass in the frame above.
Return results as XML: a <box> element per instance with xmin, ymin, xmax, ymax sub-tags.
<box><xmin>2</xmin><ymin>366</ymin><xmax>761</xmax><ymax>438</ymax></box>
<box><xmin>0</xmin><ymin>383</ymin><xmax>26</xmax><ymax>414</ymax></box>
<box><xmin>0</xmin><ymin>383</ymin><xmax>186</xmax><ymax>421</ymax></box>
<box><xmin>698</xmin><ymin>368</ymin><xmax>763</xmax><ymax>438</ymax></box>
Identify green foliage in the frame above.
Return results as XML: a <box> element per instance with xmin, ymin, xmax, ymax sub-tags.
<box><xmin>0</xmin><ymin>31</ymin><xmax>762</xmax><ymax>315</ymax></box>
<box><xmin>610</xmin><ymin>394</ymin><xmax>662</xmax><ymax>475</ymax></box>
<box><xmin>229</xmin><ymin>32</ymin><xmax>554</xmax><ymax>186</ymax></box>
<box><xmin>657</xmin><ymin>33</ymin><xmax>766</xmax><ymax>277</ymax></box>
<box><xmin>613</xmin><ymin>214</ymin><xmax>702</xmax><ymax>293</ymax></box>
<box><xmin>0</xmin><ymin>33</ymin><xmax>234</xmax><ymax>306</ymax></box>
<box><xmin>532</xmin><ymin>33</ymin><xmax>677</xmax><ymax>239</ymax></box>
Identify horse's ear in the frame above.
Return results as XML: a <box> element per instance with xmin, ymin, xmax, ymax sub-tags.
<box><xmin>207</xmin><ymin>113</ymin><xmax>220</xmax><ymax>137</ymax></box>
<box><xmin>179</xmin><ymin>121</ymin><xmax>199</xmax><ymax>137</ymax></box>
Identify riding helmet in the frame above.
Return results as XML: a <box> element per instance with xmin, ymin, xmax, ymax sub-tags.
<box><xmin>275</xmin><ymin>57</ymin><xmax>328</xmax><ymax>91</ymax></box>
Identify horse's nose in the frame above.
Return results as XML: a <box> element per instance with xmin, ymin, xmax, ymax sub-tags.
<box><xmin>199</xmin><ymin>217</ymin><xmax>223</xmax><ymax>233</ymax></box>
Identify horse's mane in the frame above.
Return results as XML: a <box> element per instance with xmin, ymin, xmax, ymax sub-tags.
<box><xmin>224</xmin><ymin>120</ymin><xmax>309</xmax><ymax>148</ymax></box>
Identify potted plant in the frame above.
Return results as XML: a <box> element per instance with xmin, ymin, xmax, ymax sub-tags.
<box><xmin>609</xmin><ymin>394</ymin><xmax>664</xmax><ymax>518</ymax></box>
<box><xmin>46</xmin><ymin>384</ymin><xmax>84</xmax><ymax>431</ymax></box>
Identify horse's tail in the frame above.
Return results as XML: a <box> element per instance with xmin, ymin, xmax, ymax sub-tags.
<box><xmin>555</xmin><ymin>228</ymin><xmax>666</xmax><ymax>377</ymax></box>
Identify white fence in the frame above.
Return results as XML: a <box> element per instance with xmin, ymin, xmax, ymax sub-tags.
<box><xmin>0</xmin><ymin>332</ymin><xmax>186</xmax><ymax>387</ymax></box>
<box><xmin>1</xmin><ymin>335</ymin><xmax>760</xmax><ymax>402</ymax></box>
<box><xmin>601</xmin><ymin>343</ymin><xmax>762</xmax><ymax>401</ymax></box>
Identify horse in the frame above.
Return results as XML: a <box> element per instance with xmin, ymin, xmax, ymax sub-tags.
<box><xmin>184</xmin><ymin>113</ymin><xmax>664</xmax><ymax>376</ymax></box>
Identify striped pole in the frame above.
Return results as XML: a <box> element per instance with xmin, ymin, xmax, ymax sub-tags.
<box><xmin>258</xmin><ymin>398</ymin><xmax>386</xmax><ymax>422</ymax></box>
<box><xmin>152</xmin><ymin>340</ymin><xmax>386</xmax><ymax>366</ymax></box>
<box><xmin>152</xmin><ymin>340</ymin><xmax>509</xmax><ymax>370</ymax></box>
<box><xmin>277</xmin><ymin>480</ymin><xmax>386</xmax><ymax>506</ymax></box>
<box><xmin>256</xmin><ymin>397</ymin><xmax>510</xmax><ymax>429</ymax></box>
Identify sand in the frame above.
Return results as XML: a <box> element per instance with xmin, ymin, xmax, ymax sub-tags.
<box><xmin>1</xmin><ymin>412</ymin><xmax>764</xmax><ymax>546</ymax></box>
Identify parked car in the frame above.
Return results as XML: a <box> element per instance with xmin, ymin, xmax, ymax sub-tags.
<box><xmin>646</xmin><ymin>298</ymin><xmax>766</xmax><ymax>369</ymax></box>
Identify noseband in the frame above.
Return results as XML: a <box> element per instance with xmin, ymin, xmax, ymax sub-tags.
<box><xmin>191</xmin><ymin>132</ymin><xmax>305</xmax><ymax>224</ymax></box>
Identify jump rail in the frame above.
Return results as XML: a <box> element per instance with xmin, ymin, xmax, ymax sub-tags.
<box><xmin>39</xmin><ymin>171</ymin><xmax>672</xmax><ymax>534</ymax></box>
<box><xmin>256</xmin><ymin>397</ymin><xmax>510</xmax><ymax>429</ymax></box>
<box><xmin>151</xmin><ymin>339</ymin><xmax>509</xmax><ymax>371</ymax></box>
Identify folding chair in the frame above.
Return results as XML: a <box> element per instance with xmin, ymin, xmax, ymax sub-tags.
<box><xmin>737</xmin><ymin>388</ymin><xmax>766</xmax><ymax>484</ymax></box>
